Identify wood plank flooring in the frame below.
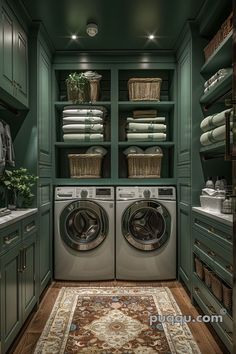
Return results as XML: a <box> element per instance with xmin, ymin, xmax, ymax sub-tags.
<box><xmin>10</xmin><ymin>280</ymin><xmax>227</xmax><ymax>354</ymax></box>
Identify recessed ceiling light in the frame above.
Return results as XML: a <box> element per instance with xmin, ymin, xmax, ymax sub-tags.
<box><xmin>149</xmin><ymin>34</ymin><xmax>155</xmax><ymax>40</ymax></box>
<box><xmin>71</xmin><ymin>34</ymin><xmax>77</xmax><ymax>40</ymax></box>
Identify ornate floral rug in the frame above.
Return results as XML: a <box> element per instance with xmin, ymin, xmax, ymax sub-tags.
<box><xmin>34</xmin><ymin>287</ymin><xmax>201</xmax><ymax>354</ymax></box>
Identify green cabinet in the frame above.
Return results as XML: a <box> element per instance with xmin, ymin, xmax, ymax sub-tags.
<box><xmin>0</xmin><ymin>213</ymin><xmax>38</xmax><ymax>354</ymax></box>
<box><xmin>0</xmin><ymin>0</ymin><xmax>28</xmax><ymax>108</ymax></box>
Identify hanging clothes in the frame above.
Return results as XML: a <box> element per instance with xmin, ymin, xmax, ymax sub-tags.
<box><xmin>0</xmin><ymin>120</ymin><xmax>15</xmax><ymax>175</ymax></box>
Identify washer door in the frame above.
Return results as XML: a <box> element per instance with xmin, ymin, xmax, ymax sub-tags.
<box><xmin>122</xmin><ymin>200</ymin><xmax>171</xmax><ymax>251</ymax></box>
<box><xmin>60</xmin><ymin>200</ymin><xmax>108</xmax><ymax>251</ymax></box>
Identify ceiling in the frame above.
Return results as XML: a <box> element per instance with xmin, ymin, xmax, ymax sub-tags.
<box><xmin>21</xmin><ymin>0</ymin><xmax>207</xmax><ymax>51</ymax></box>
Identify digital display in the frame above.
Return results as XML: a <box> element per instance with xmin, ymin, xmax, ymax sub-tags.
<box><xmin>158</xmin><ymin>188</ymin><xmax>173</xmax><ymax>196</ymax></box>
<box><xmin>96</xmin><ymin>188</ymin><xmax>111</xmax><ymax>196</ymax></box>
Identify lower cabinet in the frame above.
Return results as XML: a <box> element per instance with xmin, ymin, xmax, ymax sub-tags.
<box><xmin>0</xmin><ymin>213</ymin><xmax>38</xmax><ymax>353</ymax></box>
<box><xmin>192</xmin><ymin>211</ymin><xmax>233</xmax><ymax>352</ymax></box>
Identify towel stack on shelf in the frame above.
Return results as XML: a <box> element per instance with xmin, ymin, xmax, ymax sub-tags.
<box><xmin>62</xmin><ymin>106</ymin><xmax>106</xmax><ymax>142</ymax></box>
<box><xmin>126</xmin><ymin>109</ymin><xmax>167</xmax><ymax>141</ymax></box>
<box><xmin>200</xmin><ymin>108</ymin><xmax>233</xmax><ymax>146</ymax></box>
<box><xmin>203</xmin><ymin>68</ymin><xmax>232</xmax><ymax>94</ymax></box>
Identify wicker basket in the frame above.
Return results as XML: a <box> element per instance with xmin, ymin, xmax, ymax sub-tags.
<box><xmin>127</xmin><ymin>153</ymin><xmax>163</xmax><ymax>178</ymax></box>
<box><xmin>203</xmin><ymin>265</ymin><xmax>212</xmax><ymax>288</ymax></box>
<box><xmin>210</xmin><ymin>273</ymin><xmax>222</xmax><ymax>302</ymax></box>
<box><xmin>89</xmin><ymin>79</ymin><xmax>100</xmax><ymax>102</ymax></box>
<box><xmin>68</xmin><ymin>154</ymin><xmax>103</xmax><ymax>178</ymax></box>
<box><xmin>221</xmin><ymin>12</ymin><xmax>233</xmax><ymax>39</ymax></box>
<box><xmin>195</xmin><ymin>257</ymin><xmax>204</xmax><ymax>280</ymax></box>
<box><xmin>128</xmin><ymin>78</ymin><xmax>162</xmax><ymax>101</ymax></box>
<box><xmin>222</xmin><ymin>283</ymin><xmax>232</xmax><ymax>311</ymax></box>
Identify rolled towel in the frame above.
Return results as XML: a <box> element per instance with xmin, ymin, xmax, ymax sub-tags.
<box><xmin>63</xmin><ymin>133</ymin><xmax>104</xmax><ymax>142</ymax></box>
<box><xmin>127</xmin><ymin>133</ymin><xmax>166</xmax><ymax>141</ymax></box>
<box><xmin>127</xmin><ymin>117</ymin><xmax>165</xmax><ymax>123</ymax></box>
<box><xmin>200</xmin><ymin>124</ymin><xmax>233</xmax><ymax>146</ymax></box>
<box><xmin>133</xmin><ymin>109</ymin><xmax>157</xmax><ymax>118</ymax></box>
<box><xmin>63</xmin><ymin>109</ymin><xmax>104</xmax><ymax>117</ymax></box>
<box><xmin>127</xmin><ymin>123</ymin><xmax>166</xmax><ymax>132</ymax></box>
<box><xmin>200</xmin><ymin>109</ymin><xmax>232</xmax><ymax>132</ymax></box>
<box><xmin>63</xmin><ymin>116</ymin><xmax>103</xmax><ymax>124</ymax></box>
<box><xmin>62</xmin><ymin>124</ymin><xmax>103</xmax><ymax>133</ymax></box>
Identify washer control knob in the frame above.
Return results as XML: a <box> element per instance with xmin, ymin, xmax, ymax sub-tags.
<box><xmin>143</xmin><ymin>189</ymin><xmax>151</xmax><ymax>198</ymax></box>
<box><xmin>81</xmin><ymin>189</ymin><xmax>88</xmax><ymax>198</ymax></box>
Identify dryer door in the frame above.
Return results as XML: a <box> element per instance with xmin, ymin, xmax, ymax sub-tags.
<box><xmin>60</xmin><ymin>200</ymin><xmax>108</xmax><ymax>251</ymax></box>
<box><xmin>122</xmin><ymin>200</ymin><xmax>171</xmax><ymax>251</ymax></box>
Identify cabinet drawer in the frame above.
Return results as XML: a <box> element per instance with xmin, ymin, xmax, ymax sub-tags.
<box><xmin>0</xmin><ymin>223</ymin><xmax>21</xmax><ymax>254</ymax></box>
<box><xmin>22</xmin><ymin>214</ymin><xmax>37</xmax><ymax>239</ymax></box>
<box><xmin>193</xmin><ymin>230</ymin><xmax>233</xmax><ymax>286</ymax></box>
<box><xmin>193</xmin><ymin>212</ymin><xmax>232</xmax><ymax>248</ymax></box>
<box><xmin>193</xmin><ymin>274</ymin><xmax>232</xmax><ymax>352</ymax></box>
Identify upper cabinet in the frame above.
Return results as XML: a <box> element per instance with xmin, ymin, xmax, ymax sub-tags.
<box><xmin>0</xmin><ymin>0</ymin><xmax>28</xmax><ymax>108</ymax></box>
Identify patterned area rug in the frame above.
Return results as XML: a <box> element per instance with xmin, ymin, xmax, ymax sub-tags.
<box><xmin>34</xmin><ymin>287</ymin><xmax>201</xmax><ymax>354</ymax></box>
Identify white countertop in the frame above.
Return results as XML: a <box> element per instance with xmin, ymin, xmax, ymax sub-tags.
<box><xmin>0</xmin><ymin>209</ymin><xmax>38</xmax><ymax>229</ymax></box>
<box><xmin>192</xmin><ymin>207</ymin><xmax>233</xmax><ymax>227</ymax></box>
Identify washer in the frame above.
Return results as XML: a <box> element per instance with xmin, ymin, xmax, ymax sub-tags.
<box><xmin>116</xmin><ymin>186</ymin><xmax>176</xmax><ymax>280</ymax></box>
<box><xmin>54</xmin><ymin>186</ymin><xmax>115</xmax><ymax>280</ymax></box>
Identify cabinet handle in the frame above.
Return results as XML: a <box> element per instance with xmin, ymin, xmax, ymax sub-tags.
<box><xmin>25</xmin><ymin>221</ymin><xmax>35</xmax><ymax>233</ymax></box>
<box><xmin>22</xmin><ymin>249</ymin><xmax>26</xmax><ymax>270</ymax></box>
<box><xmin>225</xmin><ymin>264</ymin><xmax>233</xmax><ymax>273</ymax></box>
<box><xmin>4</xmin><ymin>232</ymin><xmax>19</xmax><ymax>245</ymax></box>
<box><xmin>195</xmin><ymin>240</ymin><xmax>201</xmax><ymax>246</ymax></box>
<box><xmin>207</xmin><ymin>305</ymin><xmax>216</xmax><ymax>315</ymax></box>
<box><xmin>207</xmin><ymin>227</ymin><xmax>215</xmax><ymax>233</ymax></box>
<box><xmin>194</xmin><ymin>287</ymin><xmax>200</xmax><ymax>294</ymax></box>
<box><xmin>207</xmin><ymin>250</ymin><xmax>215</xmax><ymax>257</ymax></box>
<box><xmin>224</xmin><ymin>329</ymin><xmax>233</xmax><ymax>338</ymax></box>
<box><xmin>18</xmin><ymin>249</ymin><xmax>24</xmax><ymax>272</ymax></box>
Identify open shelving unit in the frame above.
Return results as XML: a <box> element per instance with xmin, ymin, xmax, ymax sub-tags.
<box><xmin>52</xmin><ymin>59</ymin><xmax>177</xmax><ymax>185</ymax></box>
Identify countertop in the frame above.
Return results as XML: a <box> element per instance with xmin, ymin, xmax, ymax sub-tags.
<box><xmin>0</xmin><ymin>209</ymin><xmax>38</xmax><ymax>229</ymax></box>
<box><xmin>192</xmin><ymin>207</ymin><xmax>233</xmax><ymax>227</ymax></box>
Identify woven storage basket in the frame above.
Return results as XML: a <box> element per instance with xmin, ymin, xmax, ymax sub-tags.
<box><xmin>222</xmin><ymin>283</ymin><xmax>232</xmax><ymax>311</ymax></box>
<box><xmin>67</xmin><ymin>83</ymin><xmax>79</xmax><ymax>103</ymax></box>
<box><xmin>128</xmin><ymin>78</ymin><xmax>162</xmax><ymax>101</ymax></box>
<box><xmin>203</xmin><ymin>265</ymin><xmax>212</xmax><ymax>288</ymax></box>
<box><xmin>221</xmin><ymin>12</ymin><xmax>233</xmax><ymax>39</ymax></box>
<box><xmin>127</xmin><ymin>153</ymin><xmax>163</xmax><ymax>178</ymax></box>
<box><xmin>195</xmin><ymin>257</ymin><xmax>204</xmax><ymax>280</ymax></box>
<box><xmin>210</xmin><ymin>273</ymin><xmax>222</xmax><ymax>302</ymax></box>
<box><xmin>68</xmin><ymin>154</ymin><xmax>103</xmax><ymax>178</ymax></box>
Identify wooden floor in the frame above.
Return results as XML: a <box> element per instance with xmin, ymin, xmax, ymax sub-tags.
<box><xmin>10</xmin><ymin>280</ymin><xmax>227</xmax><ymax>354</ymax></box>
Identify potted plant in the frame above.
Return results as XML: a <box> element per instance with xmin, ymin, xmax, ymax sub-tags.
<box><xmin>0</xmin><ymin>168</ymin><xmax>38</xmax><ymax>209</ymax></box>
<box><xmin>66</xmin><ymin>72</ymin><xmax>90</xmax><ymax>103</ymax></box>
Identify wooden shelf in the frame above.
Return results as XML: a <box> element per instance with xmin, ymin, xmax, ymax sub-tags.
<box><xmin>200</xmin><ymin>141</ymin><xmax>225</xmax><ymax>158</ymax></box>
<box><xmin>55</xmin><ymin>142</ymin><xmax>111</xmax><ymax>147</ymax></box>
<box><xmin>53</xmin><ymin>178</ymin><xmax>113</xmax><ymax>185</ymax></box>
<box><xmin>117</xmin><ymin>178</ymin><xmax>176</xmax><ymax>185</ymax></box>
<box><xmin>118</xmin><ymin>141</ymin><xmax>174</xmax><ymax>147</ymax></box>
<box><xmin>200</xmin><ymin>71</ymin><xmax>232</xmax><ymax>106</ymax></box>
<box><xmin>118</xmin><ymin>101</ymin><xmax>175</xmax><ymax>112</ymax></box>
<box><xmin>201</xmin><ymin>31</ymin><xmax>233</xmax><ymax>75</ymax></box>
<box><xmin>54</xmin><ymin>101</ymin><xmax>111</xmax><ymax>110</ymax></box>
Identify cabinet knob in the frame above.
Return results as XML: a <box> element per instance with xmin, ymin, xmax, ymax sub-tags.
<box><xmin>195</xmin><ymin>240</ymin><xmax>201</xmax><ymax>246</ymax></box>
<box><xmin>225</xmin><ymin>264</ymin><xmax>233</xmax><ymax>273</ymax></box>
<box><xmin>4</xmin><ymin>232</ymin><xmax>19</xmax><ymax>245</ymax></box>
<box><xmin>207</xmin><ymin>305</ymin><xmax>216</xmax><ymax>315</ymax></box>
<box><xmin>194</xmin><ymin>287</ymin><xmax>200</xmax><ymax>294</ymax></box>
<box><xmin>208</xmin><ymin>227</ymin><xmax>215</xmax><ymax>233</ymax></box>
<box><xmin>207</xmin><ymin>250</ymin><xmax>215</xmax><ymax>257</ymax></box>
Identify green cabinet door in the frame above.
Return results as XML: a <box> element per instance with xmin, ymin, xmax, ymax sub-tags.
<box><xmin>21</xmin><ymin>233</ymin><xmax>37</xmax><ymax>321</ymax></box>
<box><xmin>13</xmin><ymin>20</ymin><xmax>28</xmax><ymax>107</ymax></box>
<box><xmin>0</xmin><ymin>245</ymin><xmax>22</xmax><ymax>353</ymax></box>
<box><xmin>0</xmin><ymin>1</ymin><xmax>14</xmax><ymax>96</ymax></box>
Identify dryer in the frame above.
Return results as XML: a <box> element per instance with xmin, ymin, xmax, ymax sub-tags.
<box><xmin>116</xmin><ymin>186</ymin><xmax>176</xmax><ymax>280</ymax></box>
<box><xmin>54</xmin><ymin>186</ymin><xmax>115</xmax><ymax>280</ymax></box>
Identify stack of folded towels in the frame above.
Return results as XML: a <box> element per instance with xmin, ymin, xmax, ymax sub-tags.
<box><xmin>200</xmin><ymin>108</ymin><xmax>233</xmax><ymax>146</ymax></box>
<box><xmin>62</xmin><ymin>106</ymin><xmax>106</xmax><ymax>142</ymax></box>
<box><xmin>204</xmin><ymin>68</ymin><xmax>232</xmax><ymax>94</ymax></box>
<box><xmin>126</xmin><ymin>109</ymin><xmax>167</xmax><ymax>141</ymax></box>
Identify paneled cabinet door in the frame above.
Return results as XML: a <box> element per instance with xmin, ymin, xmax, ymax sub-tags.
<box><xmin>13</xmin><ymin>20</ymin><xmax>28</xmax><ymax>107</ymax></box>
<box><xmin>0</xmin><ymin>245</ymin><xmax>22</xmax><ymax>354</ymax></box>
<box><xmin>38</xmin><ymin>42</ymin><xmax>52</xmax><ymax>168</ymax></box>
<box><xmin>21</xmin><ymin>233</ymin><xmax>37</xmax><ymax>321</ymax></box>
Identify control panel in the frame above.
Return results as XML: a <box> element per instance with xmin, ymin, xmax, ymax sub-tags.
<box><xmin>116</xmin><ymin>186</ymin><xmax>176</xmax><ymax>200</ymax></box>
<box><xmin>55</xmin><ymin>187</ymin><xmax>114</xmax><ymax>200</ymax></box>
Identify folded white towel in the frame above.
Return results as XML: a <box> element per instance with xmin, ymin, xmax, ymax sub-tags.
<box><xmin>200</xmin><ymin>109</ymin><xmax>232</xmax><ymax>132</ymax></box>
<box><xmin>63</xmin><ymin>116</ymin><xmax>103</xmax><ymax>124</ymax></box>
<box><xmin>62</xmin><ymin>124</ymin><xmax>103</xmax><ymax>133</ymax></box>
<box><xmin>127</xmin><ymin>123</ymin><xmax>166</xmax><ymax>132</ymax></box>
<box><xmin>200</xmin><ymin>124</ymin><xmax>233</xmax><ymax>146</ymax></box>
<box><xmin>63</xmin><ymin>133</ymin><xmax>104</xmax><ymax>142</ymax></box>
<box><xmin>127</xmin><ymin>133</ymin><xmax>166</xmax><ymax>141</ymax></box>
<box><xmin>126</xmin><ymin>117</ymin><xmax>166</xmax><ymax>123</ymax></box>
<box><xmin>63</xmin><ymin>109</ymin><xmax>104</xmax><ymax>117</ymax></box>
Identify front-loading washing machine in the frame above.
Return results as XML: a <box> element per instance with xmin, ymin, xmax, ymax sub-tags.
<box><xmin>54</xmin><ymin>186</ymin><xmax>114</xmax><ymax>280</ymax></box>
<box><xmin>116</xmin><ymin>186</ymin><xmax>176</xmax><ymax>280</ymax></box>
